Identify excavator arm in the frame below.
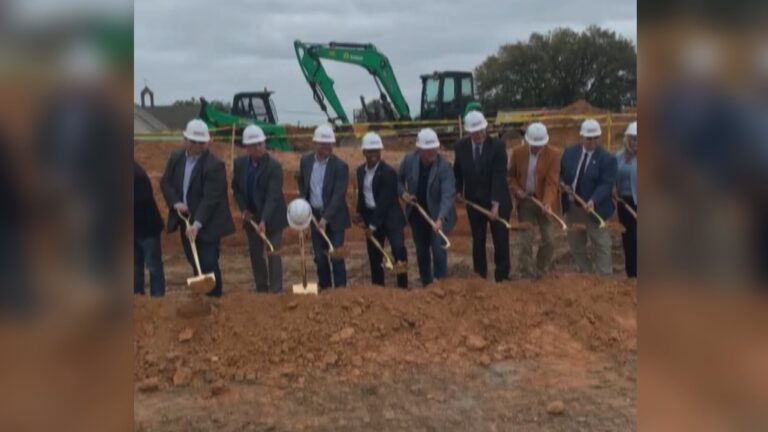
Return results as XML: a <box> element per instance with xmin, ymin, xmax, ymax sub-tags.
<box><xmin>294</xmin><ymin>40</ymin><xmax>411</xmax><ymax>125</ymax></box>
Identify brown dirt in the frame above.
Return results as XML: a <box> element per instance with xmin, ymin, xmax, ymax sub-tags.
<box><xmin>134</xmin><ymin>140</ymin><xmax>636</xmax><ymax>431</ymax></box>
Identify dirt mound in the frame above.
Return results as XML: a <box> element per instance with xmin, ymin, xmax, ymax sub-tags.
<box><xmin>134</xmin><ymin>275</ymin><xmax>636</xmax><ymax>392</ymax></box>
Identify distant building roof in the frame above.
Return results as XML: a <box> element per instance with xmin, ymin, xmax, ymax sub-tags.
<box><xmin>139</xmin><ymin>104</ymin><xmax>202</xmax><ymax>131</ymax></box>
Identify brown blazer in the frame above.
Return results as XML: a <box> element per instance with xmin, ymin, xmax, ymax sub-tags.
<box><xmin>508</xmin><ymin>144</ymin><xmax>560</xmax><ymax>208</ymax></box>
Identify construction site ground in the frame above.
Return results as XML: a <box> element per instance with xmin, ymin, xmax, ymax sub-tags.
<box><xmin>134</xmin><ymin>138</ymin><xmax>637</xmax><ymax>431</ymax></box>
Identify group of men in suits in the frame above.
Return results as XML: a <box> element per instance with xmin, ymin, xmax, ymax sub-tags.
<box><xmin>134</xmin><ymin>114</ymin><xmax>634</xmax><ymax>298</ymax></box>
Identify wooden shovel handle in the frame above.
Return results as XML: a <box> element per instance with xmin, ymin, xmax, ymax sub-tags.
<box><xmin>310</xmin><ymin>215</ymin><xmax>336</xmax><ymax>253</ymax></box>
<box><xmin>177</xmin><ymin>210</ymin><xmax>204</xmax><ymax>275</ymax></box>
<box><xmin>364</xmin><ymin>230</ymin><xmax>395</xmax><ymax>269</ymax></box>
<box><xmin>403</xmin><ymin>197</ymin><xmax>451</xmax><ymax>249</ymax></box>
<box><xmin>560</xmin><ymin>186</ymin><xmax>606</xmax><ymax>228</ymax></box>
<box><xmin>527</xmin><ymin>196</ymin><xmax>568</xmax><ymax>231</ymax></box>
<box><xmin>457</xmin><ymin>196</ymin><xmax>513</xmax><ymax>230</ymax></box>
<box><xmin>615</xmin><ymin>196</ymin><xmax>638</xmax><ymax>219</ymax></box>
<box><xmin>247</xmin><ymin>219</ymin><xmax>276</xmax><ymax>253</ymax></box>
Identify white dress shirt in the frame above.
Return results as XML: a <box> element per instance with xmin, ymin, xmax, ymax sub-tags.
<box><xmin>571</xmin><ymin>147</ymin><xmax>594</xmax><ymax>190</ymax></box>
<box><xmin>363</xmin><ymin>162</ymin><xmax>379</xmax><ymax>210</ymax></box>
<box><xmin>525</xmin><ymin>151</ymin><xmax>539</xmax><ymax>194</ymax></box>
<box><xmin>309</xmin><ymin>155</ymin><xmax>329</xmax><ymax>210</ymax></box>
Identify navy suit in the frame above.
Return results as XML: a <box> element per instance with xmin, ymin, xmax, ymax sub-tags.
<box><xmin>559</xmin><ymin>144</ymin><xmax>617</xmax><ymax>275</ymax></box>
<box><xmin>559</xmin><ymin>144</ymin><xmax>617</xmax><ymax>221</ymax></box>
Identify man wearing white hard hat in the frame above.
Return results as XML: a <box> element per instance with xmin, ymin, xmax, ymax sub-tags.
<box><xmin>615</xmin><ymin>121</ymin><xmax>637</xmax><ymax>278</ymax></box>
<box><xmin>231</xmin><ymin>124</ymin><xmax>288</xmax><ymax>292</ymax></box>
<box><xmin>559</xmin><ymin>118</ymin><xmax>617</xmax><ymax>275</ymax></box>
<box><xmin>355</xmin><ymin>132</ymin><xmax>408</xmax><ymax>288</ymax></box>
<box><xmin>296</xmin><ymin>124</ymin><xmax>350</xmax><ymax>289</ymax></box>
<box><xmin>454</xmin><ymin>110</ymin><xmax>512</xmax><ymax>282</ymax></box>
<box><xmin>397</xmin><ymin>128</ymin><xmax>457</xmax><ymax>286</ymax></box>
<box><xmin>508</xmin><ymin>122</ymin><xmax>561</xmax><ymax>278</ymax></box>
<box><xmin>161</xmin><ymin>119</ymin><xmax>235</xmax><ymax>297</ymax></box>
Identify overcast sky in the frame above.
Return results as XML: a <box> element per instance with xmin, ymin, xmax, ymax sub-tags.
<box><xmin>134</xmin><ymin>0</ymin><xmax>636</xmax><ymax>125</ymax></box>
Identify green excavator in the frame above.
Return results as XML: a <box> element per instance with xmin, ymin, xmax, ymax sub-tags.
<box><xmin>294</xmin><ymin>40</ymin><xmax>480</xmax><ymax>125</ymax></box>
<box><xmin>198</xmin><ymin>90</ymin><xmax>290</xmax><ymax>151</ymax></box>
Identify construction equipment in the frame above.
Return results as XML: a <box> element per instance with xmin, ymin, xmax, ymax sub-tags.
<box><xmin>198</xmin><ymin>90</ymin><xmax>290</xmax><ymax>151</ymax></box>
<box><xmin>401</xmin><ymin>196</ymin><xmax>451</xmax><ymax>249</ymax></box>
<box><xmin>247</xmin><ymin>219</ymin><xmax>279</xmax><ymax>256</ymax></box>
<box><xmin>294</xmin><ymin>40</ymin><xmax>479</xmax><ymax>125</ymax></box>
<box><xmin>177</xmin><ymin>210</ymin><xmax>216</xmax><ymax>294</ymax></box>
<box><xmin>294</xmin><ymin>40</ymin><xmax>411</xmax><ymax>124</ymax></box>
<box><xmin>457</xmin><ymin>196</ymin><xmax>532</xmax><ymax>231</ymax></box>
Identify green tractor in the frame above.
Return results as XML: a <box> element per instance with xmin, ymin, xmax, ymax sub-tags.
<box><xmin>419</xmin><ymin>71</ymin><xmax>482</xmax><ymax>121</ymax></box>
<box><xmin>199</xmin><ymin>90</ymin><xmax>290</xmax><ymax>151</ymax></box>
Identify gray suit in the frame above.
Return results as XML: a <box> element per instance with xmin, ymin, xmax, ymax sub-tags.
<box><xmin>232</xmin><ymin>154</ymin><xmax>287</xmax><ymax>293</ymax></box>
<box><xmin>397</xmin><ymin>151</ymin><xmax>457</xmax><ymax>233</ymax></box>
<box><xmin>160</xmin><ymin>149</ymin><xmax>235</xmax><ymax>242</ymax></box>
<box><xmin>296</xmin><ymin>153</ymin><xmax>350</xmax><ymax>231</ymax></box>
<box><xmin>397</xmin><ymin>150</ymin><xmax>457</xmax><ymax>286</ymax></box>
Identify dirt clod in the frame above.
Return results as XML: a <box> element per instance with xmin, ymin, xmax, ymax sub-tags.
<box><xmin>178</xmin><ymin>328</ymin><xmax>194</xmax><ymax>343</ymax></box>
<box><xmin>547</xmin><ymin>400</ymin><xmax>566</xmax><ymax>415</ymax></box>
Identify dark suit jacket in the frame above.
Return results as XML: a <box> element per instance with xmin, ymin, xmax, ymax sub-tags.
<box><xmin>160</xmin><ymin>149</ymin><xmax>235</xmax><ymax>242</ymax></box>
<box><xmin>559</xmin><ymin>144</ymin><xmax>618</xmax><ymax>220</ymax></box>
<box><xmin>453</xmin><ymin>136</ymin><xmax>512</xmax><ymax>217</ymax></box>
<box><xmin>397</xmin><ymin>151</ymin><xmax>457</xmax><ymax>233</ymax></box>
<box><xmin>231</xmin><ymin>154</ymin><xmax>288</xmax><ymax>234</ymax></box>
<box><xmin>355</xmin><ymin>161</ymin><xmax>406</xmax><ymax>231</ymax></box>
<box><xmin>134</xmin><ymin>161</ymin><xmax>164</xmax><ymax>238</ymax></box>
<box><xmin>296</xmin><ymin>152</ymin><xmax>350</xmax><ymax>231</ymax></box>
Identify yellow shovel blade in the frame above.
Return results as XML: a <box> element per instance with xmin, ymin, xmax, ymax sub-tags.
<box><xmin>292</xmin><ymin>282</ymin><xmax>318</xmax><ymax>295</ymax></box>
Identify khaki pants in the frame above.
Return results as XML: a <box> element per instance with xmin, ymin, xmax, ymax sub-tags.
<box><xmin>565</xmin><ymin>207</ymin><xmax>613</xmax><ymax>275</ymax></box>
<box><xmin>517</xmin><ymin>199</ymin><xmax>555</xmax><ymax>276</ymax></box>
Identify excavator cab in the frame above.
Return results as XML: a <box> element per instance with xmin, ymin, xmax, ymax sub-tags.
<box><xmin>419</xmin><ymin>71</ymin><xmax>477</xmax><ymax>120</ymax></box>
<box><xmin>231</xmin><ymin>91</ymin><xmax>279</xmax><ymax>124</ymax></box>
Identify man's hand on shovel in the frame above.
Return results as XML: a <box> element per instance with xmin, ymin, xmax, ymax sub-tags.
<box><xmin>433</xmin><ymin>218</ymin><xmax>443</xmax><ymax>233</ymax></box>
<box><xmin>186</xmin><ymin>222</ymin><xmax>200</xmax><ymax>243</ymax></box>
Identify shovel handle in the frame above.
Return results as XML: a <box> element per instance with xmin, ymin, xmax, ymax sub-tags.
<box><xmin>457</xmin><ymin>196</ymin><xmax>513</xmax><ymax>230</ymax></box>
<box><xmin>527</xmin><ymin>196</ymin><xmax>568</xmax><ymax>231</ymax></box>
<box><xmin>403</xmin><ymin>197</ymin><xmax>451</xmax><ymax>249</ymax></box>
<box><xmin>615</xmin><ymin>196</ymin><xmax>638</xmax><ymax>219</ymax></box>
<box><xmin>177</xmin><ymin>210</ymin><xmax>204</xmax><ymax>276</ymax></box>
<box><xmin>560</xmin><ymin>186</ymin><xmax>607</xmax><ymax>228</ymax></box>
<box><xmin>310</xmin><ymin>215</ymin><xmax>336</xmax><ymax>253</ymax></box>
<box><xmin>364</xmin><ymin>230</ymin><xmax>395</xmax><ymax>269</ymax></box>
<box><xmin>247</xmin><ymin>219</ymin><xmax>276</xmax><ymax>253</ymax></box>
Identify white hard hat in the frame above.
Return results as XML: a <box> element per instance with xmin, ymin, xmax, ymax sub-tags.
<box><xmin>624</xmin><ymin>121</ymin><xmax>637</xmax><ymax>136</ymax></box>
<box><xmin>416</xmin><ymin>128</ymin><xmax>440</xmax><ymax>149</ymax></box>
<box><xmin>313</xmin><ymin>124</ymin><xmax>336</xmax><ymax>144</ymax></box>
<box><xmin>361</xmin><ymin>132</ymin><xmax>384</xmax><ymax>150</ymax></box>
<box><xmin>242</xmin><ymin>124</ymin><xmax>267</xmax><ymax>145</ymax></box>
<box><xmin>183</xmin><ymin>119</ymin><xmax>211</xmax><ymax>143</ymax></box>
<box><xmin>524</xmin><ymin>122</ymin><xmax>549</xmax><ymax>147</ymax></box>
<box><xmin>579</xmin><ymin>119</ymin><xmax>602</xmax><ymax>138</ymax></box>
<box><xmin>463</xmin><ymin>110</ymin><xmax>488</xmax><ymax>133</ymax></box>
<box><xmin>286</xmin><ymin>198</ymin><xmax>312</xmax><ymax>230</ymax></box>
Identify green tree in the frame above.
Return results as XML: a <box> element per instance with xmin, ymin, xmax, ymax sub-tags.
<box><xmin>172</xmin><ymin>97</ymin><xmax>231</xmax><ymax>112</ymax></box>
<box><xmin>475</xmin><ymin>26</ymin><xmax>636</xmax><ymax>112</ymax></box>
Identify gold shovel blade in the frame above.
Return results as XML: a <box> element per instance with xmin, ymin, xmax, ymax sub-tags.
<box><xmin>187</xmin><ymin>274</ymin><xmax>216</xmax><ymax>295</ymax></box>
<box><xmin>292</xmin><ymin>282</ymin><xmax>318</xmax><ymax>295</ymax></box>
